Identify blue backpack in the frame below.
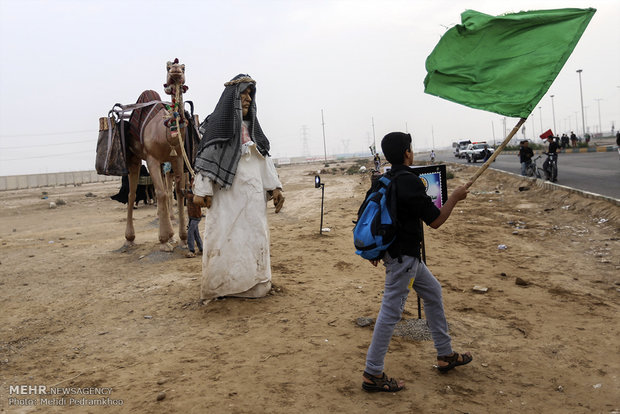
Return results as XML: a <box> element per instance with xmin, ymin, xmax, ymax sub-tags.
<box><xmin>353</xmin><ymin>170</ymin><xmax>405</xmax><ymax>260</ymax></box>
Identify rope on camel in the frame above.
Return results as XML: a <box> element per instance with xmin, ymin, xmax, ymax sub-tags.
<box><xmin>163</xmin><ymin>84</ymin><xmax>195</xmax><ymax>178</ymax></box>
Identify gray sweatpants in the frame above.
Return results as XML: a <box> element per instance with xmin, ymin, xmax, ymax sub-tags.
<box><xmin>365</xmin><ymin>253</ymin><xmax>452</xmax><ymax>376</ymax></box>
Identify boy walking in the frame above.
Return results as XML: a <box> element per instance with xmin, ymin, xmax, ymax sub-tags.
<box><xmin>184</xmin><ymin>179</ymin><xmax>203</xmax><ymax>258</ymax></box>
<box><xmin>362</xmin><ymin>132</ymin><xmax>472</xmax><ymax>393</ymax></box>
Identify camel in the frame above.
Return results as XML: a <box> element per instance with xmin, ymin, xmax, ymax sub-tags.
<box><xmin>123</xmin><ymin>59</ymin><xmax>194</xmax><ymax>251</ymax></box>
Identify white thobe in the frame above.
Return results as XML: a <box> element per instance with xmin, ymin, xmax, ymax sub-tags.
<box><xmin>193</xmin><ymin>138</ymin><xmax>282</xmax><ymax>301</ymax></box>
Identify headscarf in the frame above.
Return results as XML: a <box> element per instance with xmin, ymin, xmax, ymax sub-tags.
<box><xmin>194</xmin><ymin>74</ymin><xmax>270</xmax><ymax>188</ymax></box>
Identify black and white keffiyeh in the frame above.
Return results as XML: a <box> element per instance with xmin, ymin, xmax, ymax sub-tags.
<box><xmin>194</xmin><ymin>74</ymin><xmax>270</xmax><ymax>188</ymax></box>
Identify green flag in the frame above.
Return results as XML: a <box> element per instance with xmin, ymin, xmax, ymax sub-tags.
<box><xmin>424</xmin><ymin>8</ymin><xmax>596</xmax><ymax>118</ymax></box>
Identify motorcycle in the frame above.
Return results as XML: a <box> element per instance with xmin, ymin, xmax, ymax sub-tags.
<box><xmin>542</xmin><ymin>152</ymin><xmax>558</xmax><ymax>182</ymax></box>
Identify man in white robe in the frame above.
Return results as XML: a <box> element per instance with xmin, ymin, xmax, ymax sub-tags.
<box><xmin>192</xmin><ymin>74</ymin><xmax>284</xmax><ymax>302</ymax></box>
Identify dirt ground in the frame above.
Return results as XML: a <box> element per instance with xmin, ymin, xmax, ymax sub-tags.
<box><xmin>1</xmin><ymin>160</ymin><xmax>619</xmax><ymax>414</ymax></box>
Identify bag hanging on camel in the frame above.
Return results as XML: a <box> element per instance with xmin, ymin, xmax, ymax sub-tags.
<box><xmin>95</xmin><ymin>114</ymin><xmax>128</xmax><ymax>176</ymax></box>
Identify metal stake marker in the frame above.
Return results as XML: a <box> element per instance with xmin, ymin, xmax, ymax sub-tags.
<box><xmin>315</xmin><ymin>175</ymin><xmax>325</xmax><ymax>235</ymax></box>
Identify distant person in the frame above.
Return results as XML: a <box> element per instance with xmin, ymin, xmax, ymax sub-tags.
<box><xmin>430</xmin><ymin>150</ymin><xmax>436</xmax><ymax>163</ymax></box>
<box><xmin>361</xmin><ymin>132</ymin><xmax>472</xmax><ymax>393</ymax></box>
<box><xmin>482</xmin><ymin>145</ymin><xmax>491</xmax><ymax>162</ymax></box>
<box><xmin>616</xmin><ymin>130</ymin><xmax>620</xmax><ymax>158</ymax></box>
<box><xmin>183</xmin><ymin>178</ymin><xmax>203</xmax><ymax>258</ymax></box>
<box><xmin>110</xmin><ymin>165</ymin><xmax>151</xmax><ymax>208</ymax></box>
<box><xmin>137</xmin><ymin>164</ymin><xmax>155</xmax><ymax>205</ymax></box>
<box><xmin>374</xmin><ymin>153</ymin><xmax>381</xmax><ymax>171</ymax></box>
<box><xmin>543</xmin><ymin>135</ymin><xmax>559</xmax><ymax>182</ymax></box>
<box><xmin>518</xmin><ymin>140</ymin><xmax>534</xmax><ymax>176</ymax></box>
<box><xmin>584</xmin><ymin>133</ymin><xmax>590</xmax><ymax>145</ymax></box>
<box><xmin>561</xmin><ymin>133</ymin><xmax>570</xmax><ymax>149</ymax></box>
<box><xmin>570</xmin><ymin>131</ymin><xmax>578</xmax><ymax>148</ymax></box>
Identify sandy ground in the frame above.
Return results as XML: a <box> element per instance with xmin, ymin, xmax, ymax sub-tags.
<box><xmin>1</xmin><ymin>160</ymin><xmax>619</xmax><ymax>414</ymax></box>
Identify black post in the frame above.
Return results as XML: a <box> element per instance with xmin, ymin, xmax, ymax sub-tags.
<box><xmin>418</xmin><ymin>220</ymin><xmax>426</xmax><ymax>319</ymax></box>
<box><xmin>319</xmin><ymin>183</ymin><xmax>325</xmax><ymax>235</ymax></box>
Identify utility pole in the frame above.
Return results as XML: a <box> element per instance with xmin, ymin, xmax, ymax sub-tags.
<box><xmin>300</xmin><ymin>125</ymin><xmax>310</xmax><ymax>157</ymax></box>
<box><xmin>594</xmin><ymin>98</ymin><xmax>603</xmax><ymax>134</ymax></box>
<box><xmin>574</xmin><ymin>112</ymin><xmax>579</xmax><ymax>135</ymax></box>
<box><xmin>550</xmin><ymin>95</ymin><xmax>557</xmax><ymax>134</ymax></box>
<box><xmin>406</xmin><ymin>122</ymin><xmax>414</xmax><ymax>151</ymax></box>
<box><xmin>576</xmin><ymin>69</ymin><xmax>586</xmax><ymax>137</ymax></box>
<box><xmin>538</xmin><ymin>106</ymin><xmax>543</xmax><ymax>135</ymax></box>
<box><xmin>371</xmin><ymin>117</ymin><xmax>376</xmax><ymax>153</ymax></box>
<box><xmin>321</xmin><ymin>110</ymin><xmax>327</xmax><ymax>165</ymax></box>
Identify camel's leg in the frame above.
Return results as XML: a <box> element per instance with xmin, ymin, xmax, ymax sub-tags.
<box><xmin>124</xmin><ymin>161</ymin><xmax>141</xmax><ymax>245</ymax></box>
<box><xmin>146</xmin><ymin>157</ymin><xmax>175</xmax><ymax>251</ymax></box>
<box><xmin>173</xmin><ymin>156</ymin><xmax>188</xmax><ymax>247</ymax></box>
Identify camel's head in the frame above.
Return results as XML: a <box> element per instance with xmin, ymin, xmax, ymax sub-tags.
<box><xmin>166</xmin><ymin>58</ymin><xmax>185</xmax><ymax>86</ymax></box>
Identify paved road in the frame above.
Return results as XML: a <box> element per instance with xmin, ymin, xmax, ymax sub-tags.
<box><xmin>436</xmin><ymin>150</ymin><xmax>620</xmax><ymax>199</ymax></box>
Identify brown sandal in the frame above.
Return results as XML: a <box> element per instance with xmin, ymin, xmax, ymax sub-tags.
<box><xmin>362</xmin><ymin>371</ymin><xmax>404</xmax><ymax>393</ymax></box>
<box><xmin>437</xmin><ymin>352</ymin><xmax>473</xmax><ymax>373</ymax></box>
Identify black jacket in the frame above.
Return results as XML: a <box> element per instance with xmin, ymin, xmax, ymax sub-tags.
<box><xmin>384</xmin><ymin>164</ymin><xmax>441</xmax><ymax>259</ymax></box>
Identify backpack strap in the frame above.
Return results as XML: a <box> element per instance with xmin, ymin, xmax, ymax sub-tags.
<box><xmin>384</xmin><ymin>168</ymin><xmax>411</xmax><ymax>263</ymax></box>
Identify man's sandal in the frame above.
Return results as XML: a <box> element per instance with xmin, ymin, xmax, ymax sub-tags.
<box><xmin>437</xmin><ymin>352</ymin><xmax>473</xmax><ymax>373</ymax></box>
<box><xmin>362</xmin><ymin>371</ymin><xmax>404</xmax><ymax>393</ymax></box>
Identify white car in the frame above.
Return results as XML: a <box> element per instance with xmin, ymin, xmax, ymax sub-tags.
<box><xmin>463</xmin><ymin>143</ymin><xmax>494</xmax><ymax>163</ymax></box>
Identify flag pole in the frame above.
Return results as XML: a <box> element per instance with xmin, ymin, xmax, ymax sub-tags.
<box><xmin>468</xmin><ymin>117</ymin><xmax>527</xmax><ymax>184</ymax></box>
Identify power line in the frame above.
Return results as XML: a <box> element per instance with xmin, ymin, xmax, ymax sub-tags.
<box><xmin>0</xmin><ymin>139</ymin><xmax>93</xmax><ymax>150</ymax></box>
<box><xmin>1</xmin><ymin>150</ymin><xmax>93</xmax><ymax>161</ymax></box>
<box><xmin>0</xmin><ymin>129</ymin><xmax>94</xmax><ymax>138</ymax></box>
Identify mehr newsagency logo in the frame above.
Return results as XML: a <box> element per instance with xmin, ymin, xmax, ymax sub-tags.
<box><xmin>7</xmin><ymin>385</ymin><xmax>123</xmax><ymax>407</ymax></box>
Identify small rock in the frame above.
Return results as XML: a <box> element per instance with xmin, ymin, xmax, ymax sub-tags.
<box><xmin>472</xmin><ymin>286</ymin><xmax>488</xmax><ymax>293</ymax></box>
<box><xmin>144</xmin><ymin>315</ymin><xmax>153</xmax><ymax>319</ymax></box>
<box><xmin>500</xmin><ymin>272</ymin><xmax>507</xmax><ymax>277</ymax></box>
<box><xmin>85</xmin><ymin>192</ymin><xmax>96</xmax><ymax>197</ymax></box>
<box><xmin>497</xmin><ymin>244</ymin><xmax>508</xmax><ymax>250</ymax></box>
<box><xmin>356</xmin><ymin>317</ymin><xmax>374</xmax><ymax>327</ymax></box>
<box><xmin>156</xmin><ymin>391</ymin><xmax>166</xmax><ymax>401</ymax></box>
<box><xmin>49</xmin><ymin>202</ymin><xmax>57</xmax><ymax>209</ymax></box>
<box><xmin>157</xmin><ymin>378</ymin><xmax>167</xmax><ymax>385</ymax></box>
<box><xmin>556</xmin><ymin>385</ymin><xmax>564</xmax><ymax>392</ymax></box>
<box><xmin>515</xmin><ymin>277</ymin><xmax>529</xmax><ymax>286</ymax></box>
<box><xmin>592</xmin><ymin>383</ymin><xmax>602</xmax><ymax>389</ymax></box>
<box><xmin>481</xmin><ymin>363</ymin><xmax>489</xmax><ymax>368</ymax></box>
<box><xmin>512</xmin><ymin>231</ymin><xmax>519</xmax><ymax>235</ymax></box>
<box><xmin>518</xmin><ymin>186</ymin><xmax>530</xmax><ymax>191</ymax></box>
<box><xmin>55</xmin><ymin>199</ymin><xmax>66</xmax><ymax>206</ymax></box>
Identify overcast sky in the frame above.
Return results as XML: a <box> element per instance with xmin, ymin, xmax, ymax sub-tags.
<box><xmin>1</xmin><ymin>0</ymin><xmax>618</xmax><ymax>176</ymax></box>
